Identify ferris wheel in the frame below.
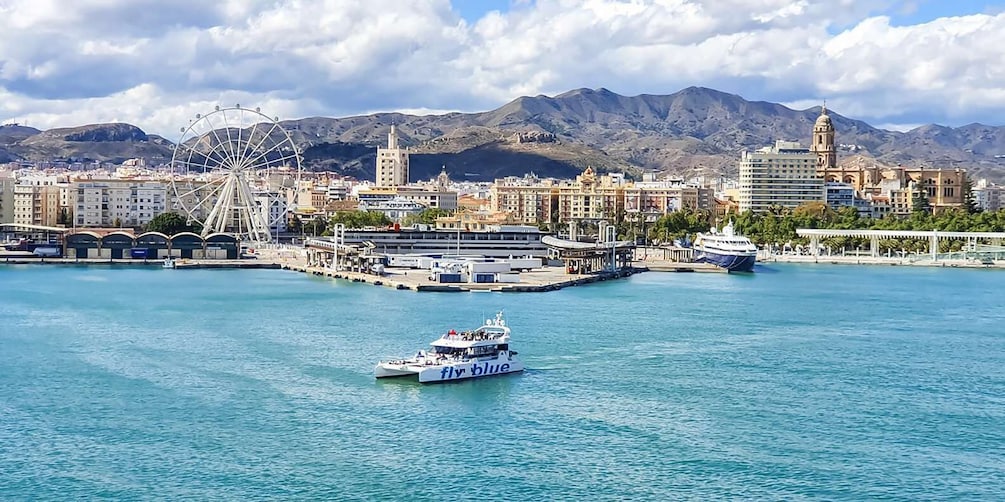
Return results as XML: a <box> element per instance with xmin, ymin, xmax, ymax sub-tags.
<box><xmin>170</xmin><ymin>105</ymin><xmax>302</xmax><ymax>243</ymax></box>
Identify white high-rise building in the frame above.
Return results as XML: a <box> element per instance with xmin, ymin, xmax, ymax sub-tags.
<box><xmin>375</xmin><ymin>125</ymin><xmax>409</xmax><ymax>187</ymax></box>
<box><xmin>738</xmin><ymin>141</ymin><xmax>825</xmax><ymax>213</ymax></box>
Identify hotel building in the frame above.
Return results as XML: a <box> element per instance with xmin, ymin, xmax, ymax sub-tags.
<box><xmin>738</xmin><ymin>140</ymin><xmax>824</xmax><ymax>213</ymax></box>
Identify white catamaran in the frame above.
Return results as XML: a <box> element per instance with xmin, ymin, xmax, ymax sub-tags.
<box><xmin>375</xmin><ymin>312</ymin><xmax>524</xmax><ymax>383</ymax></box>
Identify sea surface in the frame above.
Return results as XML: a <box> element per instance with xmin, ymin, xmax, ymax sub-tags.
<box><xmin>1</xmin><ymin>263</ymin><xmax>1004</xmax><ymax>500</ymax></box>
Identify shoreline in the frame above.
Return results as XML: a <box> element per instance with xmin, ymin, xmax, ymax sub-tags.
<box><xmin>0</xmin><ymin>253</ymin><xmax>648</xmax><ymax>292</ymax></box>
<box><xmin>4</xmin><ymin>252</ymin><xmax>1001</xmax><ymax>293</ymax></box>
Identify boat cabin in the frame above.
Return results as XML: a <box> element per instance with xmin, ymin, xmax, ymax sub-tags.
<box><xmin>429</xmin><ymin>339</ymin><xmax>510</xmax><ymax>360</ymax></box>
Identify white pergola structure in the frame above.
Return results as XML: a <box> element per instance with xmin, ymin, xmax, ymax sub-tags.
<box><xmin>796</xmin><ymin>229</ymin><xmax>1005</xmax><ymax>261</ymax></box>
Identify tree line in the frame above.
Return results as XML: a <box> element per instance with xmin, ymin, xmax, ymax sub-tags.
<box><xmin>143</xmin><ymin>201</ymin><xmax>1005</xmax><ymax>254</ymax></box>
<box><xmin>291</xmin><ymin>208</ymin><xmax>453</xmax><ymax>237</ymax></box>
<box><xmin>730</xmin><ymin>202</ymin><xmax>1005</xmax><ymax>253</ymax></box>
<box><xmin>626</xmin><ymin>201</ymin><xmax>1005</xmax><ymax>254</ymax></box>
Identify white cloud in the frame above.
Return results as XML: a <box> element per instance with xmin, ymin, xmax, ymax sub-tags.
<box><xmin>0</xmin><ymin>0</ymin><xmax>1002</xmax><ymax>137</ymax></box>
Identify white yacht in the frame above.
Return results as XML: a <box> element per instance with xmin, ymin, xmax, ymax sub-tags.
<box><xmin>162</xmin><ymin>257</ymin><xmax>176</xmax><ymax>269</ymax></box>
<box><xmin>692</xmin><ymin>221</ymin><xmax>758</xmax><ymax>272</ymax></box>
<box><xmin>375</xmin><ymin>312</ymin><xmax>524</xmax><ymax>383</ymax></box>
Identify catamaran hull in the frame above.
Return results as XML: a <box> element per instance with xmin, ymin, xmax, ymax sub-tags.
<box><xmin>375</xmin><ymin>359</ymin><xmax>524</xmax><ymax>383</ymax></box>
<box><xmin>418</xmin><ymin>359</ymin><xmax>524</xmax><ymax>383</ymax></box>
<box><xmin>374</xmin><ymin>364</ymin><xmax>418</xmax><ymax>378</ymax></box>
<box><xmin>696</xmin><ymin>251</ymin><xmax>756</xmax><ymax>273</ymax></box>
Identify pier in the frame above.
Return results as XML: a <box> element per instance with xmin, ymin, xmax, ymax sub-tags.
<box><xmin>280</xmin><ymin>261</ymin><xmax>644</xmax><ymax>292</ymax></box>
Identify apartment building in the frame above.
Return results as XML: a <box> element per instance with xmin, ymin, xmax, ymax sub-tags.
<box><xmin>74</xmin><ymin>180</ymin><xmax>167</xmax><ymax>228</ymax></box>
<box><xmin>491</xmin><ymin>168</ymin><xmax>713</xmax><ymax>225</ymax></box>
<box><xmin>11</xmin><ymin>175</ymin><xmax>67</xmax><ymax>227</ymax></box>
<box><xmin>973</xmin><ymin>179</ymin><xmax>1003</xmax><ymax>211</ymax></box>
<box><xmin>0</xmin><ymin>170</ymin><xmax>14</xmax><ymax>223</ymax></box>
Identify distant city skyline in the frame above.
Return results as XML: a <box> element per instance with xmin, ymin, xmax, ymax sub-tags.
<box><xmin>1</xmin><ymin>0</ymin><xmax>1003</xmax><ymax>138</ymax></box>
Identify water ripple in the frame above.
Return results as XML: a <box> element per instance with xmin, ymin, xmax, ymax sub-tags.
<box><xmin>1</xmin><ymin>264</ymin><xmax>1004</xmax><ymax>499</ymax></box>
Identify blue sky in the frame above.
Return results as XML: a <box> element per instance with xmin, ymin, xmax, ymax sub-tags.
<box><xmin>1</xmin><ymin>0</ymin><xmax>1004</xmax><ymax>136</ymax></box>
<box><xmin>453</xmin><ymin>0</ymin><xmax>519</xmax><ymax>23</ymax></box>
<box><xmin>452</xmin><ymin>0</ymin><xmax>1002</xmax><ymax>26</ymax></box>
<box><xmin>886</xmin><ymin>0</ymin><xmax>1002</xmax><ymax>25</ymax></box>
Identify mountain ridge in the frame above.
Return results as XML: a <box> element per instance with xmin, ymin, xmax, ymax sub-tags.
<box><xmin>3</xmin><ymin>87</ymin><xmax>1004</xmax><ymax>182</ymax></box>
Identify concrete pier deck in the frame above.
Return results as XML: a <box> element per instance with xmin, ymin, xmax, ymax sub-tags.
<box><xmin>634</xmin><ymin>260</ymin><xmax>726</xmax><ymax>273</ymax></box>
<box><xmin>281</xmin><ymin>262</ymin><xmax>644</xmax><ymax>292</ymax></box>
<box><xmin>2</xmin><ymin>247</ymin><xmax>725</xmax><ymax>291</ymax></box>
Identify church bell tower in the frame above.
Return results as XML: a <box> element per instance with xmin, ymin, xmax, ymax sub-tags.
<box><xmin>812</xmin><ymin>104</ymin><xmax>837</xmax><ymax>170</ymax></box>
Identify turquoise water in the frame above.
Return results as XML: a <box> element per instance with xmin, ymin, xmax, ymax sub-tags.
<box><xmin>2</xmin><ymin>264</ymin><xmax>1004</xmax><ymax>500</ymax></box>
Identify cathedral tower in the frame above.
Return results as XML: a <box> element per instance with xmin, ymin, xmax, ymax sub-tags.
<box><xmin>812</xmin><ymin>104</ymin><xmax>837</xmax><ymax>170</ymax></box>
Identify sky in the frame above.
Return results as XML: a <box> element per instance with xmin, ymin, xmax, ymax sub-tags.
<box><xmin>0</xmin><ymin>0</ymin><xmax>1003</xmax><ymax>138</ymax></box>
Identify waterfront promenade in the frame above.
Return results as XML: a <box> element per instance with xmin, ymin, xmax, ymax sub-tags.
<box><xmin>761</xmin><ymin>253</ymin><xmax>1005</xmax><ymax>269</ymax></box>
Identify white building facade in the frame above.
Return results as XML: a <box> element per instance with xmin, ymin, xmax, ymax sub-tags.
<box><xmin>254</xmin><ymin>191</ymin><xmax>289</xmax><ymax>237</ymax></box>
<box><xmin>74</xmin><ymin>180</ymin><xmax>167</xmax><ymax>228</ymax></box>
<box><xmin>358</xmin><ymin>196</ymin><xmax>426</xmax><ymax>221</ymax></box>
<box><xmin>973</xmin><ymin>179</ymin><xmax>1003</xmax><ymax>212</ymax></box>
<box><xmin>738</xmin><ymin>141</ymin><xmax>825</xmax><ymax>213</ymax></box>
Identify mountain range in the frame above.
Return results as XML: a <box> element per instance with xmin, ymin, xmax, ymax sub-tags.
<box><xmin>3</xmin><ymin>86</ymin><xmax>1004</xmax><ymax>182</ymax></box>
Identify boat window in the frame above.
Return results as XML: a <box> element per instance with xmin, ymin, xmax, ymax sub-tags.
<box><xmin>470</xmin><ymin>346</ymin><xmax>500</xmax><ymax>357</ymax></box>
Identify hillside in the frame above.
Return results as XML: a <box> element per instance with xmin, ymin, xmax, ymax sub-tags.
<box><xmin>4</xmin><ymin>88</ymin><xmax>1004</xmax><ymax>181</ymax></box>
<box><xmin>279</xmin><ymin>87</ymin><xmax>1005</xmax><ymax>181</ymax></box>
<box><xmin>9</xmin><ymin>123</ymin><xmax>173</xmax><ymax>164</ymax></box>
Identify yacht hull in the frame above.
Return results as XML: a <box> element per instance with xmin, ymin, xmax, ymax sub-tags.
<box><xmin>695</xmin><ymin>250</ymin><xmax>756</xmax><ymax>273</ymax></box>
